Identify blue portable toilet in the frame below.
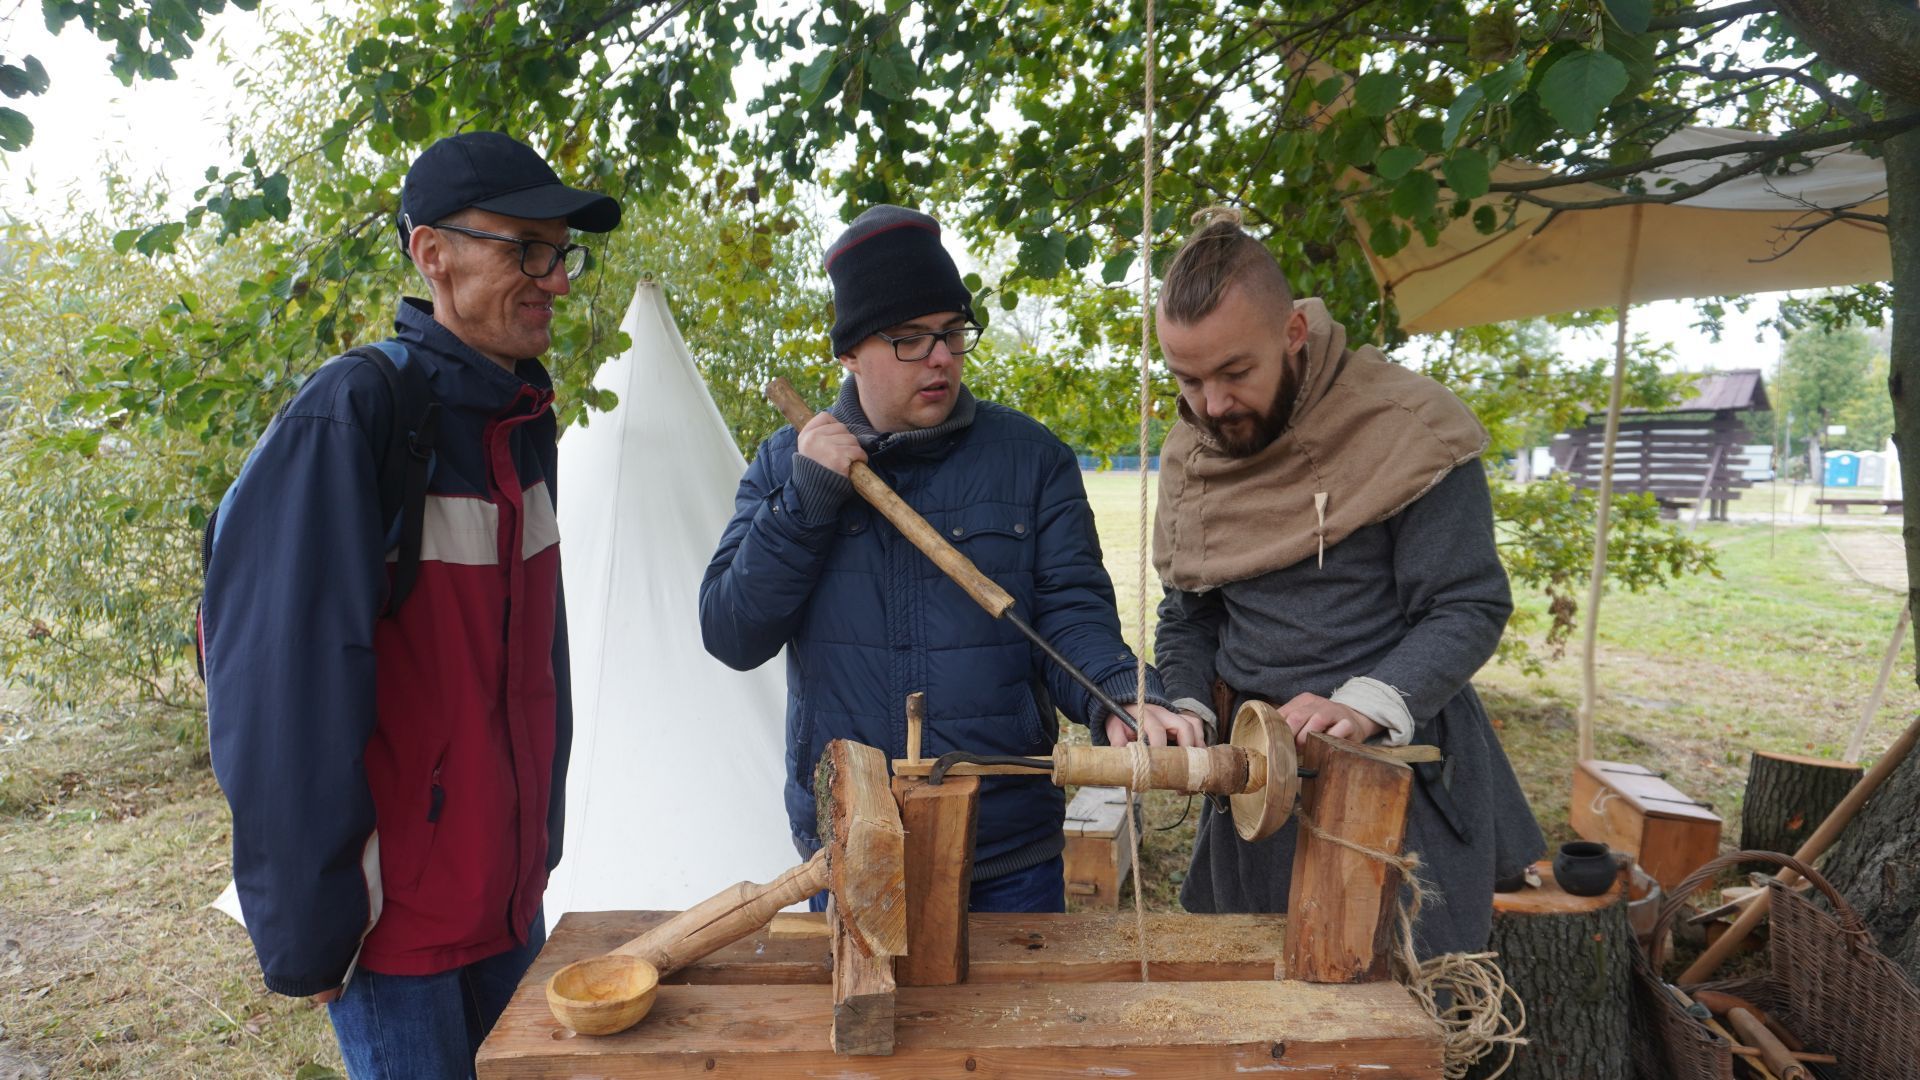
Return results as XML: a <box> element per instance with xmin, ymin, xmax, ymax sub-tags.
<box><xmin>1824</xmin><ymin>452</ymin><xmax>1861</xmax><ymax>488</ymax></box>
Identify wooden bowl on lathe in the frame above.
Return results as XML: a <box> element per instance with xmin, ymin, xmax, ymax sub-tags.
<box><xmin>545</xmin><ymin>954</ymin><xmax>660</xmax><ymax>1036</ymax></box>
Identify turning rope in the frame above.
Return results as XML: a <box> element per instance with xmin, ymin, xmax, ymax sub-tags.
<box><xmin>1127</xmin><ymin>0</ymin><xmax>1158</xmax><ymax>988</ymax></box>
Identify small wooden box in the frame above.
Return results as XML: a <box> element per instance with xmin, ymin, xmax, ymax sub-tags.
<box><xmin>1062</xmin><ymin>786</ymin><xmax>1133</xmax><ymax>909</ymax></box>
<box><xmin>1570</xmin><ymin>759</ymin><xmax>1721</xmax><ymax>889</ymax></box>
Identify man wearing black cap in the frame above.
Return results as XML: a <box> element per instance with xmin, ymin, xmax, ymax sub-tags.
<box><xmin>204</xmin><ymin>131</ymin><xmax>619</xmax><ymax>1075</ymax></box>
<box><xmin>701</xmin><ymin>205</ymin><xmax>1200</xmax><ymax>912</ymax></box>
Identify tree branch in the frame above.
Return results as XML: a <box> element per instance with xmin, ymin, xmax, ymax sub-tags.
<box><xmin>1486</xmin><ymin>111</ymin><xmax>1920</xmax><ymax>195</ymax></box>
<box><xmin>1646</xmin><ymin>1</ymin><xmax>1772</xmax><ymax>31</ymax></box>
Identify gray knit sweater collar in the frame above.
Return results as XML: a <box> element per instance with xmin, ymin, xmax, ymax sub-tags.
<box><xmin>830</xmin><ymin>373</ymin><xmax>977</xmax><ymax>453</ymax></box>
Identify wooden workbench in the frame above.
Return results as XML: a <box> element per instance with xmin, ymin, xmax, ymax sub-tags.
<box><xmin>478</xmin><ymin>910</ymin><xmax>1445</xmax><ymax>1077</ymax></box>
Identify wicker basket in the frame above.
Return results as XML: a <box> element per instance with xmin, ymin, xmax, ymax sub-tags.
<box><xmin>1631</xmin><ymin>849</ymin><xmax>1920</xmax><ymax>1080</ymax></box>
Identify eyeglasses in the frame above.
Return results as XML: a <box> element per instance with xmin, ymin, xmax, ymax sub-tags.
<box><xmin>426</xmin><ymin>221</ymin><xmax>593</xmax><ymax>281</ymax></box>
<box><xmin>875</xmin><ymin>324</ymin><xmax>985</xmax><ymax>362</ymax></box>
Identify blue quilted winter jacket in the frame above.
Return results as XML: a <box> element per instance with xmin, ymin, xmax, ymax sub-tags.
<box><xmin>699</xmin><ymin>389</ymin><xmax>1164</xmax><ymax>877</ymax></box>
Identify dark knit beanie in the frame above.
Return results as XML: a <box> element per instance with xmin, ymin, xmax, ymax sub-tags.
<box><xmin>825</xmin><ymin>205</ymin><xmax>975</xmax><ymax>357</ymax></box>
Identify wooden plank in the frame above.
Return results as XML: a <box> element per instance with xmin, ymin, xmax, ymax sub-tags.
<box><xmin>478</xmin><ymin>979</ymin><xmax>1443</xmax><ymax>1077</ymax></box>
<box><xmin>1062</xmin><ymin>785</ymin><xmax>1129</xmax><ymax>837</ymax></box>
<box><xmin>1285</xmin><ymin>733</ymin><xmax>1414</xmax><ymax>984</ymax></box>
<box><xmin>967</xmin><ymin>912</ymin><xmax>1287</xmax><ymax>982</ymax></box>
<box><xmin>892</xmin><ymin>775</ymin><xmax>979</xmax><ymax>987</ymax></box>
<box><xmin>828</xmin><ymin>894</ymin><xmax>895</xmax><ymax>1055</ymax></box>
<box><xmin>525</xmin><ymin>911</ymin><xmax>1292</xmax><ymax>989</ymax></box>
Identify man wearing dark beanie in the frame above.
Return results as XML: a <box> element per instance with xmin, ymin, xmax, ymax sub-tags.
<box><xmin>701</xmin><ymin>204</ymin><xmax>1200</xmax><ymax>911</ymax></box>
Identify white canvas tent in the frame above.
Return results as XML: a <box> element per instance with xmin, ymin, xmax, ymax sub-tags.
<box><xmin>543</xmin><ymin>282</ymin><xmax>796</xmax><ymax>917</ymax></box>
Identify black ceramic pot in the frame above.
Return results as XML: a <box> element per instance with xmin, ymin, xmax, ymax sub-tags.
<box><xmin>1554</xmin><ymin>840</ymin><xmax>1618</xmax><ymax>896</ymax></box>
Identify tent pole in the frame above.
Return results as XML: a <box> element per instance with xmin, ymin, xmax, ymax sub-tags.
<box><xmin>1577</xmin><ymin>205</ymin><xmax>1645</xmax><ymax>763</ymax></box>
<box><xmin>1845</xmin><ymin>598</ymin><xmax>1911</xmax><ymax>763</ymax></box>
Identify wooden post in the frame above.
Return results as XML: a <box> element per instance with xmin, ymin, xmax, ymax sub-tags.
<box><xmin>905</xmin><ymin>691</ymin><xmax>924</xmax><ymax>765</ymax></box>
<box><xmin>827</xmin><ymin>893</ymin><xmax>896</xmax><ymax>1055</ymax></box>
<box><xmin>1285</xmin><ymin>733</ymin><xmax>1414</xmax><ymax>983</ymax></box>
<box><xmin>890</xmin><ymin>775</ymin><xmax>979</xmax><ymax>986</ymax></box>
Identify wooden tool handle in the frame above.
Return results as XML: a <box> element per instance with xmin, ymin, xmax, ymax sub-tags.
<box><xmin>766</xmin><ymin>378</ymin><xmax>1015</xmax><ymax>618</ymax></box>
<box><xmin>1051</xmin><ymin>743</ymin><xmax>1254</xmax><ymax>795</ymax></box>
<box><xmin>612</xmin><ymin>850</ymin><xmax>829</xmax><ymax>976</ymax></box>
<box><xmin>1727</xmin><ymin>1008</ymin><xmax>1809</xmax><ymax>1080</ymax></box>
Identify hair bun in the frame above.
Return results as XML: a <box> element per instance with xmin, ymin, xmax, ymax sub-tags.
<box><xmin>1190</xmin><ymin>205</ymin><xmax>1245</xmax><ymax>229</ymax></box>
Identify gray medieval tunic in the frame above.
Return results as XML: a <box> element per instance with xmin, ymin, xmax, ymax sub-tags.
<box><xmin>1156</xmin><ymin>464</ymin><xmax>1545</xmax><ymax>957</ymax></box>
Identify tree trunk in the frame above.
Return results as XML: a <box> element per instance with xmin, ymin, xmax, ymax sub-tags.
<box><xmin>1740</xmin><ymin>750</ymin><xmax>1863</xmax><ymax>861</ymax></box>
<box><xmin>1819</xmin><ymin>746</ymin><xmax>1920</xmax><ymax>986</ymax></box>
<box><xmin>1895</xmin><ymin>97</ymin><xmax>1920</xmax><ymax>674</ymax></box>
<box><xmin>1468</xmin><ymin>877</ymin><xmax>1633</xmax><ymax>1080</ymax></box>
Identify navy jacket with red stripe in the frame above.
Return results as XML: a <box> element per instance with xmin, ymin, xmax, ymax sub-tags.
<box><xmin>205</xmin><ymin>299</ymin><xmax>572</xmax><ymax>996</ymax></box>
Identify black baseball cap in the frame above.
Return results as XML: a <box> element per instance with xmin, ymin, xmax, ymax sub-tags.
<box><xmin>397</xmin><ymin>131</ymin><xmax>621</xmax><ymax>253</ymax></box>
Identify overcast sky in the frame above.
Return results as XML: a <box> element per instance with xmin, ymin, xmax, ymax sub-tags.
<box><xmin>1</xmin><ymin>8</ymin><xmax>1809</xmax><ymax>376</ymax></box>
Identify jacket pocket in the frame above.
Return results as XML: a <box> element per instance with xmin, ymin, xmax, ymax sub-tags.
<box><xmin>394</xmin><ymin>745</ymin><xmax>447</xmax><ymax>894</ymax></box>
<box><xmin>940</xmin><ymin>508</ymin><xmax>1033</xmax><ymax>576</ymax></box>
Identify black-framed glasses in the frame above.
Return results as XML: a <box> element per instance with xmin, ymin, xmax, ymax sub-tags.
<box><xmin>428</xmin><ymin>221</ymin><xmax>593</xmax><ymax>281</ymax></box>
<box><xmin>875</xmin><ymin>324</ymin><xmax>984</xmax><ymax>362</ymax></box>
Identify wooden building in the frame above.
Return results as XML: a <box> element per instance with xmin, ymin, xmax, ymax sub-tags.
<box><xmin>1550</xmin><ymin>368</ymin><xmax>1770</xmax><ymax>521</ymax></box>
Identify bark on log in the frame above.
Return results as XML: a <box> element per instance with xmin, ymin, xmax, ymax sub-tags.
<box><xmin>1818</xmin><ymin>746</ymin><xmax>1920</xmax><ymax>987</ymax></box>
<box><xmin>1740</xmin><ymin>751</ymin><xmax>1862</xmax><ymax>865</ymax></box>
<box><xmin>1467</xmin><ymin>871</ymin><xmax>1632</xmax><ymax>1080</ymax></box>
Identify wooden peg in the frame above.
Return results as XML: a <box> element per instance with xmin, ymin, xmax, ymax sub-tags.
<box><xmin>906</xmin><ymin>692</ymin><xmax>924</xmax><ymax>765</ymax></box>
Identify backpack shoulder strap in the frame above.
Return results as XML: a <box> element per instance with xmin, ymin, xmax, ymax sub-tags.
<box><xmin>341</xmin><ymin>343</ymin><xmax>440</xmax><ymax>615</ymax></box>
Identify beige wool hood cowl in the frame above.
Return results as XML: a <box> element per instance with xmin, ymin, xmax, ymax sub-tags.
<box><xmin>1153</xmin><ymin>298</ymin><xmax>1490</xmax><ymax>593</ymax></box>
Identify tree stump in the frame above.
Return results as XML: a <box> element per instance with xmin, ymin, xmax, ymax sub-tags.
<box><xmin>1741</xmin><ymin>750</ymin><xmax>1862</xmax><ymax>863</ymax></box>
<box><xmin>1467</xmin><ymin>861</ymin><xmax>1632</xmax><ymax>1080</ymax></box>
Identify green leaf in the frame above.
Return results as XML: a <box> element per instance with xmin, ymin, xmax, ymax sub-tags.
<box><xmin>1504</xmin><ymin>91</ymin><xmax>1556</xmax><ymax>155</ymax></box>
<box><xmin>1352</xmin><ymin>72</ymin><xmax>1401</xmax><ymax>117</ymax></box>
<box><xmin>1411</xmin><ymin>120</ymin><xmax>1445</xmax><ymax>154</ymax></box>
<box><xmin>0</xmin><ymin>106</ymin><xmax>31</xmax><ymax>151</ymax></box>
<box><xmin>1537</xmin><ymin>50</ymin><xmax>1628</xmax><ymax>136</ymax></box>
<box><xmin>1064</xmin><ymin>233</ymin><xmax>1094</xmax><ymax>269</ymax></box>
<box><xmin>1603</xmin><ymin>0</ymin><xmax>1652</xmax><ymax>34</ymax></box>
<box><xmin>1326</xmin><ymin>113</ymin><xmax>1380</xmax><ymax>168</ymax></box>
<box><xmin>1604</xmin><ymin>26</ymin><xmax>1656</xmax><ymax>96</ymax></box>
<box><xmin>1101</xmin><ymin>249</ymin><xmax>1136</xmax><ymax>284</ymax></box>
<box><xmin>1390</xmin><ymin>170</ymin><xmax>1439</xmax><ymax>220</ymax></box>
<box><xmin>1472</xmin><ymin>205</ymin><xmax>1499</xmax><ymax>234</ymax></box>
<box><xmin>1016</xmin><ymin>231</ymin><xmax>1068</xmax><ymax>280</ymax></box>
<box><xmin>1478</xmin><ymin>57</ymin><xmax>1528</xmax><ymax>105</ymax></box>
<box><xmin>111</xmin><ymin>228</ymin><xmax>142</xmax><ymax>255</ymax></box>
<box><xmin>999</xmin><ymin>287</ymin><xmax>1020</xmax><ymax>311</ymax></box>
<box><xmin>797</xmin><ymin>52</ymin><xmax>836</xmax><ymax>105</ymax></box>
<box><xmin>133</xmin><ymin>222</ymin><xmax>185</xmax><ymax>256</ymax></box>
<box><xmin>866</xmin><ymin>45</ymin><xmax>914</xmax><ymax>101</ymax></box>
<box><xmin>1313</xmin><ymin>75</ymin><xmax>1344</xmax><ymax>107</ymax></box>
<box><xmin>1375</xmin><ymin>145</ymin><xmax>1423</xmax><ymax>181</ymax></box>
<box><xmin>962</xmin><ymin>272</ymin><xmax>983</xmax><ymax>292</ymax></box>
<box><xmin>1441</xmin><ymin>84</ymin><xmax>1483</xmax><ymax>147</ymax></box>
<box><xmin>1368</xmin><ymin>216</ymin><xmax>1408</xmax><ymax>258</ymax></box>
<box><xmin>1441</xmin><ymin>151</ymin><xmax>1491</xmax><ymax>199</ymax></box>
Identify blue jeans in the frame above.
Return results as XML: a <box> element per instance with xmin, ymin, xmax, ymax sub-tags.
<box><xmin>806</xmin><ymin>855</ymin><xmax>1066</xmax><ymax>914</ymax></box>
<box><xmin>326</xmin><ymin>909</ymin><xmax>545</xmax><ymax>1080</ymax></box>
<box><xmin>968</xmin><ymin>855</ymin><xmax>1066</xmax><ymax>913</ymax></box>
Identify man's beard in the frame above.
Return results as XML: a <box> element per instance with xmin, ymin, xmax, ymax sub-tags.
<box><xmin>1196</xmin><ymin>372</ymin><xmax>1296</xmax><ymax>458</ymax></box>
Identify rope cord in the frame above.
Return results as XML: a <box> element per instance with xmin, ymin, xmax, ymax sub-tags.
<box><xmin>1126</xmin><ymin>0</ymin><xmax>1158</xmax><ymax>989</ymax></box>
<box><xmin>1295</xmin><ymin>811</ymin><xmax>1527</xmax><ymax>1079</ymax></box>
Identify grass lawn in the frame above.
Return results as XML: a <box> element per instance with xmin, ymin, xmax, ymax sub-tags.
<box><xmin>0</xmin><ymin>470</ymin><xmax>1912</xmax><ymax>1076</ymax></box>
